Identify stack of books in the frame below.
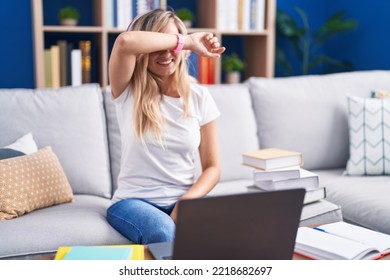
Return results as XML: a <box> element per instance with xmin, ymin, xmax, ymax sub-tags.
<box><xmin>243</xmin><ymin>148</ymin><xmax>326</xmax><ymax>205</ymax></box>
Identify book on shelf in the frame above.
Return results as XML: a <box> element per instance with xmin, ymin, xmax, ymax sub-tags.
<box><xmin>44</xmin><ymin>49</ymin><xmax>52</xmax><ymax>88</ymax></box>
<box><xmin>217</xmin><ymin>0</ymin><xmax>265</xmax><ymax>31</ymax></box>
<box><xmin>295</xmin><ymin>222</ymin><xmax>390</xmax><ymax>260</ymax></box>
<box><xmin>242</xmin><ymin>148</ymin><xmax>303</xmax><ymax>170</ymax></box>
<box><xmin>253</xmin><ymin>168</ymin><xmax>319</xmax><ymax>191</ymax></box>
<box><xmin>248</xmin><ymin>185</ymin><xmax>326</xmax><ymax>205</ymax></box>
<box><xmin>117</xmin><ymin>0</ymin><xmax>133</xmax><ymax>29</ymax></box>
<box><xmin>50</xmin><ymin>45</ymin><xmax>60</xmax><ymax>89</ymax></box>
<box><xmin>71</xmin><ymin>49</ymin><xmax>82</xmax><ymax>86</ymax></box>
<box><xmin>55</xmin><ymin>244</ymin><xmax>145</xmax><ymax>260</ymax></box>
<box><xmin>198</xmin><ymin>56</ymin><xmax>215</xmax><ymax>84</ymax></box>
<box><xmin>79</xmin><ymin>40</ymin><xmax>91</xmax><ymax>84</ymax></box>
<box><xmin>57</xmin><ymin>40</ymin><xmax>68</xmax><ymax>87</ymax></box>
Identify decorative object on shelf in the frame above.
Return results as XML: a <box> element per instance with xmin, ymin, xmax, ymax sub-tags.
<box><xmin>276</xmin><ymin>7</ymin><xmax>357</xmax><ymax>76</ymax></box>
<box><xmin>58</xmin><ymin>6</ymin><xmax>80</xmax><ymax>26</ymax></box>
<box><xmin>175</xmin><ymin>8</ymin><xmax>195</xmax><ymax>28</ymax></box>
<box><xmin>222</xmin><ymin>53</ymin><xmax>245</xmax><ymax>84</ymax></box>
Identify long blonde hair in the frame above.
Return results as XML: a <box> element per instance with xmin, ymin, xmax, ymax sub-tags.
<box><xmin>128</xmin><ymin>9</ymin><xmax>191</xmax><ymax>146</ymax></box>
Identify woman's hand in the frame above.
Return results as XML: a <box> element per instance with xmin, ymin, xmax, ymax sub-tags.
<box><xmin>170</xmin><ymin>203</ymin><xmax>179</xmax><ymax>223</ymax></box>
<box><xmin>186</xmin><ymin>32</ymin><xmax>226</xmax><ymax>58</ymax></box>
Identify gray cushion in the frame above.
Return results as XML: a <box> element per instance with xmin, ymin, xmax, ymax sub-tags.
<box><xmin>248</xmin><ymin>70</ymin><xmax>390</xmax><ymax>169</ymax></box>
<box><xmin>0</xmin><ymin>195</ymin><xmax>129</xmax><ymax>259</ymax></box>
<box><xmin>103</xmin><ymin>86</ymin><xmax>122</xmax><ymax>193</ymax></box>
<box><xmin>0</xmin><ymin>84</ymin><xmax>112</xmax><ymax>198</ymax></box>
<box><xmin>206</xmin><ymin>84</ymin><xmax>259</xmax><ymax>181</ymax></box>
<box><xmin>314</xmin><ymin>169</ymin><xmax>390</xmax><ymax>235</ymax></box>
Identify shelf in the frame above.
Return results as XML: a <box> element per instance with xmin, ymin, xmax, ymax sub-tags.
<box><xmin>32</xmin><ymin>0</ymin><xmax>275</xmax><ymax>88</ymax></box>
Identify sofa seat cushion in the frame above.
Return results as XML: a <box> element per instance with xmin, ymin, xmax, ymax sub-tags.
<box><xmin>0</xmin><ymin>84</ymin><xmax>112</xmax><ymax>198</ymax></box>
<box><xmin>0</xmin><ymin>195</ymin><xmax>129</xmax><ymax>259</ymax></box>
<box><xmin>314</xmin><ymin>169</ymin><xmax>390</xmax><ymax>235</ymax></box>
<box><xmin>248</xmin><ymin>70</ymin><xmax>390</xmax><ymax>170</ymax></box>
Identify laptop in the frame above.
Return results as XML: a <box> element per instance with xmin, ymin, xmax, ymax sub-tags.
<box><xmin>148</xmin><ymin>188</ymin><xmax>305</xmax><ymax>260</ymax></box>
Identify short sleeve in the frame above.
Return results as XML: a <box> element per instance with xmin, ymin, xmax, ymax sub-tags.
<box><xmin>191</xmin><ymin>84</ymin><xmax>220</xmax><ymax>126</ymax></box>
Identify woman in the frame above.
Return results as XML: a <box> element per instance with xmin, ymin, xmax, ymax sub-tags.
<box><xmin>106</xmin><ymin>9</ymin><xmax>225</xmax><ymax>244</ymax></box>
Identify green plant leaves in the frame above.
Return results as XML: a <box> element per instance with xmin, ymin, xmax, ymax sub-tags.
<box><xmin>276</xmin><ymin>7</ymin><xmax>357</xmax><ymax>76</ymax></box>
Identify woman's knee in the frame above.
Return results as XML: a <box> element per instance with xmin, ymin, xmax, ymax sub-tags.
<box><xmin>106</xmin><ymin>198</ymin><xmax>175</xmax><ymax>244</ymax></box>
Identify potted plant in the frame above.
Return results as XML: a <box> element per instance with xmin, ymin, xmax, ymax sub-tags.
<box><xmin>58</xmin><ymin>6</ymin><xmax>80</xmax><ymax>26</ymax></box>
<box><xmin>222</xmin><ymin>53</ymin><xmax>245</xmax><ymax>84</ymax></box>
<box><xmin>176</xmin><ymin>8</ymin><xmax>195</xmax><ymax>28</ymax></box>
<box><xmin>276</xmin><ymin>7</ymin><xmax>357</xmax><ymax>76</ymax></box>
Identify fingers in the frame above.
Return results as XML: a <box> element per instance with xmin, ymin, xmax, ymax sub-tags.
<box><xmin>205</xmin><ymin>34</ymin><xmax>225</xmax><ymax>57</ymax></box>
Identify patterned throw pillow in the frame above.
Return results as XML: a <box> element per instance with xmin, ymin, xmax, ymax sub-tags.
<box><xmin>0</xmin><ymin>146</ymin><xmax>74</xmax><ymax>220</ymax></box>
<box><xmin>345</xmin><ymin>96</ymin><xmax>390</xmax><ymax>175</ymax></box>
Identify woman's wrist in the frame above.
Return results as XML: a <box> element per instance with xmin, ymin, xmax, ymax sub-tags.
<box><xmin>173</xmin><ymin>34</ymin><xmax>184</xmax><ymax>53</ymax></box>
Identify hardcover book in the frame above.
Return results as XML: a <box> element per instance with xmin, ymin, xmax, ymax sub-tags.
<box><xmin>253</xmin><ymin>166</ymin><xmax>301</xmax><ymax>182</ymax></box>
<box><xmin>295</xmin><ymin>222</ymin><xmax>390</xmax><ymax>260</ymax></box>
<box><xmin>253</xmin><ymin>168</ymin><xmax>319</xmax><ymax>191</ymax></box>
<box><xmin>242</xmin><ymin>148</ymin><xmax>303</xmax><ymax>170</ymax></box>
<box><xmin>248</xmin><ymin>185</ymin><xmax>326</xmax><ymax>205</ymax></box>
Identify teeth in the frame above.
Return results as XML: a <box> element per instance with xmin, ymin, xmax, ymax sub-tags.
<box><xmin>158</xmin><ymin>60</ymin><xmax>172</xmax><ymax>65</ymax></box>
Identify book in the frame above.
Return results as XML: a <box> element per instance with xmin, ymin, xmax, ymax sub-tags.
<box><xmin>71</xmin><ymin>49</ymin><xmax>82</xmax><ymax>86</ymax></box>
<box><xmin>50</xmin><ymin>45</ymin><xmax>60</xmax><ymax>89</ymax></box>
<box><xmin>57</xmin><ymin>40</ymin><xmax>68</xmax><ymax>87</ymax></box>
<box><xmin>242</xmin><ymin>148</ymin><xmax>303</xmax><ymax>170</ymax></box>
<box><xmin>63</xmin><ymin>246</ymin><xmax>133</xmax><ymax>260</ymax></box>
<box><xmin>254</xmin><ymin>168</ymin><xmax>319</xmax><ymax>191</ymax></box>
<box><xmin>248</xmin><ymin>185</ymin><xmax>326</xmax><ymax>205</ymax></box>
<box><xmin>295</xmin><ymin>222</ymin><xmax>390</xmax><ymax>260</ymax></box>
<box><xmin>44</xmin><ymin>49</ymin><xmax>52</xmax><ymax>88</ymax></box>
<box><xmin>79</xmin><ymin>40</ymin><xmax>91</xmax><ymax>84</ymax></box>
<box><xmin>300</xmin><ymin>199</ymin><xmax>341</xmax><ymax>227</ymax></box>
<box><xmin>55</xmin><ymin>244</ymin><xmax>145</xmax><ymax>260</ymax></box>
<box><xmin>253</xmin><ymin>166</ymin><xmax>301</xmax><ymax>182</ymax></box>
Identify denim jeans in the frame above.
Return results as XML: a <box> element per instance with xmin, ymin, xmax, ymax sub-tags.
<box><xmin>106</xmin><ymin>198</ymin><xmax>176</xmax><ymax>244</ymax></box>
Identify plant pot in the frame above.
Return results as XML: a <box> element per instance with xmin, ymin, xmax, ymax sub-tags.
<box><xmin>183</xmin><ymin>20</ymin><xmax>192</xmax><ymax>28</ymax></box>
<box><xmin>225</xmin><ymin>71</ymin><xmax>241</xmax><ymax>84</ymax></box>
<box><xmin>61</xmin><ymin>19</ymin><xmax>78</xmax><ymax>26</ymax></box>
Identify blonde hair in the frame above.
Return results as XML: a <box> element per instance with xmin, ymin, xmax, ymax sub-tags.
<box><xmin>128</xmin><ymin>9</ymin><xmax>191</xmax><ymax>146</ymax></box>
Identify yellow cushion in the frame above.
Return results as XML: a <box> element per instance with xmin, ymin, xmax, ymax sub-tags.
<box><xmin>0</xmin><ymin>146</ymin><xmax>74</xmax><ymax>220</ymax></box>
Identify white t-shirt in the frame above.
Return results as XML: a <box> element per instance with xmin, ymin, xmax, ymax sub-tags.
<box><xmin>112</xmin><ymin>83</ymin><xmax>220</xmax><ymax>206</ymax></box>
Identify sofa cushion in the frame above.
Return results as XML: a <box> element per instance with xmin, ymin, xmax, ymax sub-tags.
<box><xmin>0</xmin><ymin>84</ymin><xmax>112</xmax><ymax>198</ymax></box>
<box><xmin>0</xmin><ymin>195</ymin><xmax>129</xmax><ymax>259</ymax></box>
<box><xmin>345</xmin><ymin>96</ymin><xmax>390</xmax><ymax>175</ymax></box>
<box><xmin>206</xmin><ymin>84</ymin><xmax>259</xmax><ymax>181</ymax></box>
<box><xmin>0</xmin><ymin>147</ymin><xmax>74</xmax><ymax>220</ymax></box>
<box><xmin>248</xmin><ymin>70</ymin><xmax>390</xmax><ymax>170</ymax></box>
<box><xmin>103</xmin><ymin>86</ymin><xmax>121</xmax><ymax>193</ymax></box>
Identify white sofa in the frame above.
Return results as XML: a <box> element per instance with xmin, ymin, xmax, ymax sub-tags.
<box><xmin>0</xmin><ymin>70</ymin><xmax>389</xmax><ymax>259</ymax></box>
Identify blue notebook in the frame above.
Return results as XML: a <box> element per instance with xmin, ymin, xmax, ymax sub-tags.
<box><xmin>63</xmin><ymin>246</ymin><xmax>133</xmax><ymax>260</ymax></box>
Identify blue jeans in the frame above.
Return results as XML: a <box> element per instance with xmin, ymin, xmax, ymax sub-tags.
<box><xmin>106</xmin><ymin>198</ymin><xmax>176</xmax><ymax>244</ymax></box>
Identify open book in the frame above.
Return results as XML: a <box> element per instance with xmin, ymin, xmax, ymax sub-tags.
<box><xmin>295</xmin><ymin>222</ymin><xmax>390</xmax><ymax>259</ymax></box>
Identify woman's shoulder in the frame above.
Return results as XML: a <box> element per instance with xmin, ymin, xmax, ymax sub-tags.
<box><xmin>190</xmin><ymin>82</ymin><xmax>211</xmax><ymax>99</ymax></box>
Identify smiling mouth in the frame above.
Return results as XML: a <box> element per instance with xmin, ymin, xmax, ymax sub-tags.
<box><xmin>157</xmin><ymin>59</ymin><xmax>174</xmax><ymax>65</ymax></box>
